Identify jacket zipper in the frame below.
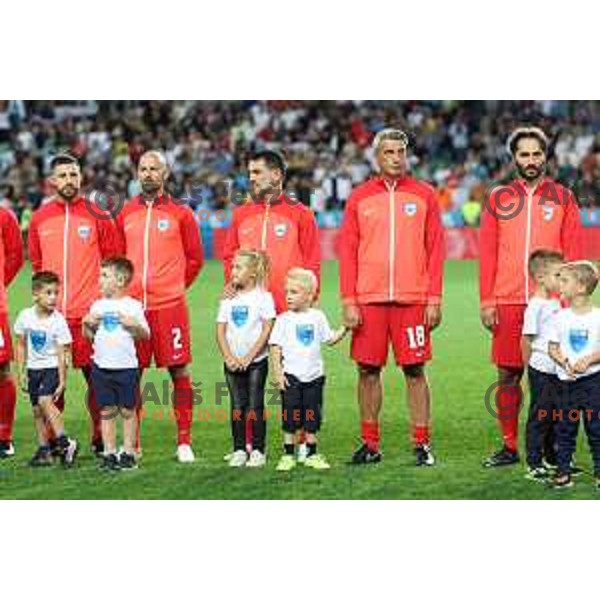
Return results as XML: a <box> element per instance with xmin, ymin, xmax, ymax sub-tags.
<box><xmin>62</xmin><ymin>203</ymin><xmax>70</xmax><ymax>315</ymax></box>
<box><xmin>524</xmin><ymin>183</ymin><xmax>537</xmax><ymax>303</ymax></box>
<box><xmin>387</xmin><ymin>181</ymin><xmax>397</xmax><ymax>301</ymax></box>
<box><xmin>142</xmin><ymin>202</ymin><xmax>153</xmax><ymax>309</ymax></box>
<box><xmin>261</xmin><ymin>202</ymin><xmax>270</xmax><ymax>250</ymax></box>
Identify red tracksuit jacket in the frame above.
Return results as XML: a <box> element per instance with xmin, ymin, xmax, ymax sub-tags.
<box><xmin>223</xmin><ymin>195</ymin><xmax>321</xmax><ymax>313</ymax></box>
<box><xmin>479</xmin><ymin>177</ymin><xmax>584</xmax><ymax>308</ymax></box>
<box><xmin>339</xmin><ymin>175</ymin><xmax>445</xmax><ymax>305</ymax></box>
<box><xmin>0</xmin><ymin>207</ymin><xmax>25</xmax><ymax>314</ymax></box>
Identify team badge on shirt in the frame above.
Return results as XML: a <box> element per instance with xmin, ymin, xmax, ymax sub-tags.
<box><xmin>78</xmin><ymin>225</ymin><xmax>92</xmax><ymax>240</ymax></box>
<box><xmin>231</xmin><ymin>306</ymin><xmax>249</xmax><ymax>328</ymax></box>
<box><xmin>274</xmin><ymin>223</ymin><xmax>288</xmax><ymax>237</ymax></box>
<box><xmin>296</xmin><ymin>324</ymin><xmax>315</xmax><ymax>346</ymax></box>
<box><xmin>541</xmin><ymin>206</ymin><xmax>554</xmax><ymax>221</ymax></box>
<box><xmin>569</xmin><ymin>328</ymin><xmax>589</xmax><ymax>353</ymax></box>
<box><xmin>404</xmin><ymin>202</ymin><xmax>417</xmax><ymax>217</ymax></box>
<box><xmin>30</xmin><ymin>330</ymin><xmax>47</xmax><ymax>352</ymax></box>
<box><xmin>158</xmin><ymin>219</ymin><xmax>170</xmax><ymax>232</ymax></box>
<box><xmin>102</xmin><ymin>313</ymin><xmax>121</xmax><ymax>332</ymax></box>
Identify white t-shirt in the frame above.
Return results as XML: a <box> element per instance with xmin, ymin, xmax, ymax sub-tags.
<box><xmin>13</xmin><ymin>307</ymin><xmax>72</xmax><ymax>369</ymax></box>
<box><xmin>216</xmin><ymin>288</ymin><xmax>276</xmax><ymax>363</ymax></box>
<box><xmin>269</xmin><ymin>308</ymin><xmax>335</xmax><ymax>382</ymax></box>
<box><xmin>522</xmin><ymin>297</ymin><xmax>561</xmax><ymax>374</ymax></box>
<box><xmin>90</xmin><ymin>296</ymin><xmax>149</xmax><ymax>369</ymax></box>
<box><xmin>548</xmin><ymin>307</ymin><xmax>600</xmax><ymax>380</ymax></box>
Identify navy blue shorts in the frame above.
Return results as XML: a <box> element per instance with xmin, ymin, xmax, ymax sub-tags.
<box><xmin>27</xmin><ymin>368</ymin><xmax>59</xmax><ymax>406</ymax></box>
<box><xmin>281</xmin><ymin>374</ymin><xmax>325</xmax><ymax>434</ymax></box>
<box><xmin>91</xmin><ymin>363</ymin><xmax>140</xmax><ymax>410</ymax></box>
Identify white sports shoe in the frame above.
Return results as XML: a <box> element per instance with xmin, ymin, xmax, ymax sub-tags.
<box><xmin>223</xmin><ymin>452</ymin><xmax>233</xmax><ymax>462</ymax></box>
<box><xmin>176</xmin><ymin>444</ymin><xmax>195</xmax><ymax>463</ymax></box>
<box><xmin>297</xmin><ymin>443</ymin><xmax>308</xmax><ymax>464</ymax></box>
<box><xmin>228</xmin><ymin>450</ymin><xmax>248</xmax><ymax>467</ymax></box>
<box><xmin>246</xmin><ymin>450</ymin><xmax>266</xmax><ymax>468</ymax></box>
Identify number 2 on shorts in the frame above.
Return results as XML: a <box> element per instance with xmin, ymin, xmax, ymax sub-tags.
<box><xmin>172</xmin><ymin>327</ymin><xmax>183</xmax><ymax>350</ymax></box>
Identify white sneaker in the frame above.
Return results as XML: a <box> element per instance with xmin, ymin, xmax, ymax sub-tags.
<box><xmin>297</xmin><ymin>443</ymin><xmax>308</xmax><ymax>464</ymax></box>
<box><xmin>246</xmin><ymin>450</ymin><xmax>266</xmax><ymax>468</ymax></box>
<box><xmin>176</xmin><ymin>444</ymin><xmax>195</xmax><ymax>463</ymax></box>
<box><xmin>223</xmin><ymin>452</ymin><xmax>233</xmax><ymax>462</ymax></box>
<box><xmin>228</xmin><ymin>450</ymin><xmax>248</xmax><ymax>467</ymax></box>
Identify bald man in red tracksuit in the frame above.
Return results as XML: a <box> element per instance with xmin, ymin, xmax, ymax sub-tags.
<box><xmin>0</xmin><ymin>207</ymin><xmax>25</xmax><ymax>458</ymax></box>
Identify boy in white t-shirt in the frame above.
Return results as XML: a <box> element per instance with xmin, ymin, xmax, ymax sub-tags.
<box><xmin>548</xmin><ymin>261</ymin><xmax>600</xmax><ymax>489</ymax></box>
<box><xmin>14</xmin><ymin>271</ymin><xmax>78</xmax><ymax>467</ymax></box>
<box><xmin>217</xmin><ymin>250</ymin><xmax>275</xmax><ymax>468</ymax></box>
<box><xmin>521</xmin><ymin>249</ymin><xmax>563</xmax><ymax>480</ymax></box>
<box><xmin>270</xmin><ymin>268</ymin><xmax>347</xmax><ymax>471</ymax></box>
<box><xmin>83</xmin><ymin>257</ymin><xmax>149</xmax><ymax>471</ymax></box>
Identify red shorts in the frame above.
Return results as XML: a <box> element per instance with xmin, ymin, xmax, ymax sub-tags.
<box><xmin>491</xmin><ymin>304</ymin><xmax>526</xmax><ymax>368</ymax></box>
<box><xmin>351</xmin><ymin>303</ymin><xmax>432</xmax><ymax>367</ymax></box>
<box><xmin>136</xmin><ymin>301</ymin><xmax>192</xmax><ymax>369</ymax></box>
<box><xmin>67</xmin><ymin>319</ymin><xmax>93</xmax><ymax>368</ymax></box>
<box><xmin>0</xmin><ymin>312</ymin><xmax>13</xmax><ymax>365</ymax></box>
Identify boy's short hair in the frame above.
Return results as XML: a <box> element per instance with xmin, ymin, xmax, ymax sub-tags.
<box><xmin>286</xmin><ymin>268</ymin><xmax>318</xmax><ymax>295</ymax></box>
<box><xmin>101</xmin><ymin>256</ymin><xmax>134</xmax><ymax>286</ymax></box>
<box><xmin>32</xmin><ymin>271</ymin><xmax>60</xmax><ymax>292</ymax></box>
<box><xmin>561</xmin><ymin>261</ymin><xmax>600</xmax><ymax>295</ymax></box>
<box><xmin>528</xmin><ymin>249</ymin><xmax>564</xmax><ymax>277</ymax></box>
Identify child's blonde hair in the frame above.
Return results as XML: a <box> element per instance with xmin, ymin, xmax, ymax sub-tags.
<box><xmin>561</xmin><ymin>261</ymin><xmax>600</xmax><ymax>296</ymax></box>
<box><xmin>286</xmin><ymin>268</ymin><xmax>318</xmax><ymax>297</ymax></box>
<box><xmin>234</xmin><ymin>249</ymin><xmax>270</xmax><ymax>287</ymax></box>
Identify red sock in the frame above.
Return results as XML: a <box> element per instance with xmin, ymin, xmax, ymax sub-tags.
<box><xmin>497</xmin><ymin>384</ymin><xmax>521</xmax><ymax>452</ymax></box>
<box><xmin>413</xmin><ymin>424</ymin><xmax>430</xmax><ymax>446</ymax></box>
<box><xmin>361</xmin><ymin>420</ymin><xmax>380</xmax><ymax>451</ymax></box>
<box><xmin>173</xmin><ymin>374</ymin><xmax>193</xmax><ymax>446</ymax></box>
<box><xmin>0</xmin><ymin>377</ymin><xmax>16</xmax><ymax>442</ymax></box>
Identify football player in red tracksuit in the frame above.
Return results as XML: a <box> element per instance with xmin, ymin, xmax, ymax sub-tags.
<box><xmin>117</xmin><ymin>151</ymin><xmax>204</xmax><ymax>463</ymax></box>
<box><xmin>480</xmin><ymin>127</ymin><xmax>584</xmax><ymax>467</ymax></box>
<box><xmin>28</xmin><ymin>154</ymin><xmax>123</xmax><ymax>455</ymax></box>
<box><xmin>223</xmin><ymin>150</ymin><xmax>320</xmax><ymax>461</ymax></box>
<box><xmin>0</xmin><ymin>207</ymin><xmax>25</xmax><ymax>458</ymax></box>
<box><xmin>339</xmin><ymin>129</ymin><xmax>445</xmax><ymax>466</ymax></box>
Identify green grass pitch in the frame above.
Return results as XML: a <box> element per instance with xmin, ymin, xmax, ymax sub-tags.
<box><xmin>0</xmin><ymin>260</ymin><xmax>597</xmax><ymax>499</ymax></box>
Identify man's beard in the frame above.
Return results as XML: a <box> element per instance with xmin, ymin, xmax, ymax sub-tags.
<box><xmin>517</xmin><ymin>163</ymin><xmax>544</xmax><ymax>182</ymax></box>
<box><xmin>58</xmin><ymin>185</ymin><xmax>78</xmax><ymax>200</ymax></box>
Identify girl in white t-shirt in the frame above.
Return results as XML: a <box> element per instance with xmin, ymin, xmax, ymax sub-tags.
<box><xmin>217</xmin><ymin>250</ymin><xmax>275</xmax><ymax>468</ymax></box>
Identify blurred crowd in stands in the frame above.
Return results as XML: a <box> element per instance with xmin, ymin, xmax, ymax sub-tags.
<box><xmin>1</xmin><ymin>100</ymin><xmax>600</xmax><ymax>233</ymax></box>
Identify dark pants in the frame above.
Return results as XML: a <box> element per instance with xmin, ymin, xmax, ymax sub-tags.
<box><xmin>224</xmin><ymin>358</ymin><xmax>268</xmax><ymax>453</ymax></box>
<box><xmin>555</xmin><ymin>372</ymin><xmax>600</xmax><ymax>476</ymax></box>
<box><xmin>281</xmin><ymin>374</ymin><xmax>325</xmax><ymax>434</ymax></box>
<box><xmin>525</xmin><ymin>367</ymin><xmax>558</xmax><ymax>468</ymax></box>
